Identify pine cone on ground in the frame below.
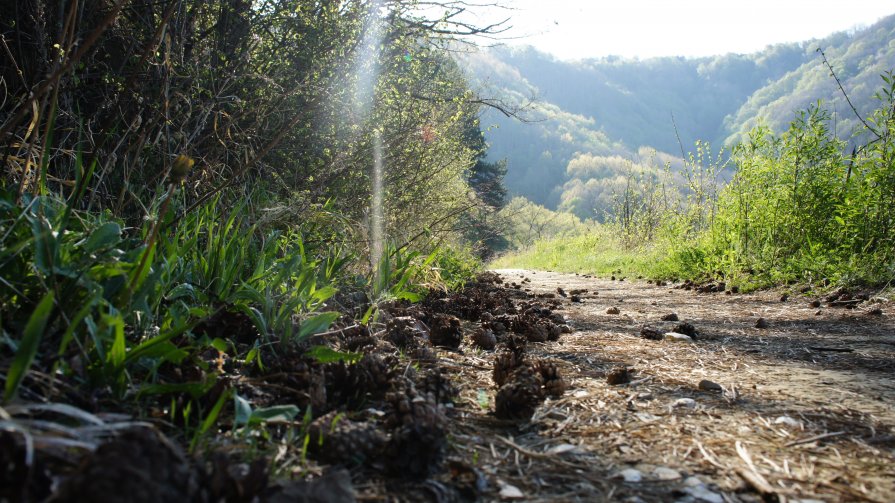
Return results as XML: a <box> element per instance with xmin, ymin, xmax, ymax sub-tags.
<box><xmin>673</xmin><ymin>321</ymin><xmax>698</xmax><ymax>338</ymax></box>
<box><xmin>471</xmin><ymin>328</ymin><xmax>497</xmax><ymax>350</ymax></box>
<box><xmin>325</xmin><ymin>353</ymin><xmax>396</xmax><ymax>409</ymax></box>
<box><xmin>383</xmin><ymin>379</ymin><xmax>447</xmax><ymax>479</ymax></box>
<box><xmin>429</xmin><ymin>314</ymin><xmax>463</xmax><ymax>348</ymax></box>
<box><xmin>536</xmin><ymin>360</ymin><xmax>568</xmax><ymax>397</ymax></box>
<box><xmin>494</xmin><ymin>365</ymin><xmax>545</xmax><ymax>421</ymax></box>
<box><xmin>524</xmin><ymin>320</ymin><xmax>549</xmax><ymax>343</ymax></box>
<box><xmin>49</xmin><ymin>428</ymin><xmax>203</xmax><ymax>503</ymax></box>
<box><xmin>385</xmin><ymin>316</ymin><xmax>429</xmax><ymax>349</ymax></box>
<box><xmin>640</xmin><ymin>325</ymin><xmax>664</xmax><ymax>341</ymax></box>
<box><xmin>306</xmin><ymin>412</ymin><xmax>388</xmax><ymax>466</ymax></box>
<box><xmin>416</xmin><ymin>368</ymin><xmax>458</xmax><ymax>405</ymax></box>
<box><xmin>492</xmin><ymin>350</ymin><xmax>521</xmax><ymax>387</ymax></box>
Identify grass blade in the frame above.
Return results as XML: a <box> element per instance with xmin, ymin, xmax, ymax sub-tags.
<box><xmin>4</xmin><ymin>291</ymin><xmax>55</xmax><ymax>402</ymax></box>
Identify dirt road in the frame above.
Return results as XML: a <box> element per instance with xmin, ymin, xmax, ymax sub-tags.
<box><xmin>442</xmin><ymin>269</ymin><xmax>895</xmax><ymax>502</ymax></box>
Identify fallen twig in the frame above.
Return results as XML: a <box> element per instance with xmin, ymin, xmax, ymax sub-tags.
<box><xmin>785</xmin><ymin>431</ymin><xmax>846</xmax><ymax>447</ymax></box>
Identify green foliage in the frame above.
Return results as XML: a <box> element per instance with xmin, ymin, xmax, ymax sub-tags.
<box><xmin>497</xmin><ymin>197</ymin><xmax>597</xmax><ymax>249</ymax></box>
<box><xmin>702</xmin><ymin>75</ymin><xmax>895</xmax><ymax>286</ymax></box>
<box><xmin>497</xmin><ymin>72</ymin><xmax>895</xmax><ymax>289</ymax></box>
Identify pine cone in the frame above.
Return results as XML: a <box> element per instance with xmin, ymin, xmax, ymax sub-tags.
<box><xmin>536</xmin><ymin>360</ymin><xmax>568</xmax><ymax>398</ymax></box>
<box><xmin>429</xmin><ymin>314</ymin><xmax>463</xmax><ymax>348</ymax></box>
<box><xmin>492</xmin><ymin>351</ymin><xmax>521</xmax><ymax>387</ymax></box>
<box><xmin>471</xmin><ymin>328</ymin><xmax>497</xmax><ymax>350</ymax></box>
<box><xmin>383</xmin><ymin>379</ymin><xmax>446</xmax><ymax>478</ymax></box>
<box><xmin>307</xmin><ymin>412</ymin><xmax>387</xmax><ymax>466</ymax></box>
<box><xmin>606</xmin><ymin>366</ymin><xmax>631</xmax><ymax>385</ymax></box>
<box><xmin>525</xmin><ymin>321</ymin><xmax>549</xmax><ymax>343</ymax></box>
<box><xmin>385</xmin><ymin>316</ymin><xmax>429</xmax><ymax>349</ymax></box>
<box><xmin>416</xmin><ymin>368</ymin><xmax>458</xmax><ymax>405</ymax></box>
<box><xmin>640</xmin><ymin>325</ymin><xmax>664</xmax><ymax>341</ymax></box>
<box><xmin>49</xmin><ymin>428</ymin><xmax>203</xmax><ymax>503</ymax></box>
<box><xmin>673</xmin><ymin>322</ymin><xmax>698</xmax><ymax>338</ymax></box>
<box><xmin>494</xmin><ymin>365</ymin><xmax>545</xmax><ymax>421</ymax></box>
<box><xmin>325</xmin><ymin>353</ymin><xmax>396</xmax><ymax>409</ymax></box>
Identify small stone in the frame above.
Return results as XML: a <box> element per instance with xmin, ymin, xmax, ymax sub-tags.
<box><xmin>754</xmin><ymin>318</ymin><xmax>769</xmax><ymax>329</ymax></box>
<box><xmin>686</xmin><ymin>485</ymin><xmax>723</xmax><ymax>503</ymax></box>
<box><xmin>652</xmin><ymin>467</ymin><xmax>681</xmax><ymax>480</ymax></box>
<box><xmin>661</xmin><ymin>312</ymin><xmax>679</xmax><ymax>321</ymax></box>
<box><xmin>498</xmin><ymin>481</ymin><xmax>524</xmax><ymax>499</ymax></box>
<box><xmin>615</xmin><ymin>468</ymin><xmax>642</xmax><ymax>482</ymax></box>
<box><xmin>809</xmin><ymin>299</ymin><xmax>821</xmax><ymax>308</ymax></box>
<box><xmin>671</xmin><ymin>398</ymin><xmax>697</xmax><ymax>408</ymax></box>
<box><xmin>698</xmin><ymin>379</ymin><xmax>723</xmax><ymax>392</ymax></box>
<box><xmin>606</xmin><ymin>306</ymin><xmax>620</xmax><ymax>315</ymax></box>
<box><xmin>774</xmin><ymin>416</ymin><xmax>801</xmax><ymax>427</ymax></box>
<box><xmin>683</xmin><ymin>476</ymin><xmax>703</xmax><ymax>487</ymax></box>
<box><xmin>664</xmin><ymin>332</ymin><xmax>693</xmax><ymax>343</ymax></box>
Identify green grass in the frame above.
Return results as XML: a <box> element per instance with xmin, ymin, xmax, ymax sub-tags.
<box><xmin>489</xmin><ymin>233</ymin><xmax>664</xmax><ymax>278</ymax></box>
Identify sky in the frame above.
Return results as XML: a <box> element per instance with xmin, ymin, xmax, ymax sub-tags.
<box><xmin>467</xmin><ymin>0</ymin><xmax>895</xmax><ymax>60</ymax></box>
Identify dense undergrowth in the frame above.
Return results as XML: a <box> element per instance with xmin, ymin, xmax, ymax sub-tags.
<box><xmin>495</xmin><ymin>72</ymin><xmax>895</xmax><ymax>291</ymax></box>
<box><xmin>0</xmin><ymin>3</ymin><xmax>498</xmax><ymax>494</ymax></box>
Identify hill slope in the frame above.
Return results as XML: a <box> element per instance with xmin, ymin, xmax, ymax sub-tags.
<box><xmin>458</xmin><ymin>13</ymin><xmax>895</xmax><ymax>215</ymax></box>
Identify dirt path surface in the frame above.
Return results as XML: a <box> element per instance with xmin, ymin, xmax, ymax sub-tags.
<box><xmin>441</xmin><ymin>269</ymin><xmax>895</xmax><ymax>502</ymax></box>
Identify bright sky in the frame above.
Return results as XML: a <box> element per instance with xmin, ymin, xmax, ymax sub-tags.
<box><xmin>470</xmin><ymin>0</ymin><xmax>895</xmax><ymax>60</ymax></box>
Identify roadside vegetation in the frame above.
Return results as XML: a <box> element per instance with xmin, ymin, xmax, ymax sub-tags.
<box><xmin>495</xmin><ymin>72</ymin><xmax>895</xmax><ymax>291</ymax></box>
<box><xmin>0</xmin><ymin>1</ymin><xmax>506</xmax><ymax>499</ymax></box>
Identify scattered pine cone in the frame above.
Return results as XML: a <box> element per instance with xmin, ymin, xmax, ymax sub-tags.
<box><xmin>661</xmin><ymin>313</ymin><xmax>679</xmax><ymax>321</ymax></box>
<box><xmin>494</xmin><ymin>365</ymin><xmax>544</xmax><ymax>421</ymax></box>
<box><xmin>307</xmin><ymin>412</ymin><xmax>388</xmax><ymax>466</ymax></box>
<box><xmin>493</xmin><ymin>351</ymin><xmax>521</xmax><ymax>387</ymax></box>
<box><xmin>429</xmin><ymin>314</ymin><xmax>463</xmax><ymax>348</ymax></box>
<box><xmin>416</xmin><ymin>368</ymin><xmax>458</xmax><ymax>405</ymax></box>
<box><xmin>49</xmin><ymin>428</ymin><xmax>202</xmax><ymax>503</ymax></box>
<box><xmin>536</xmin><ymin>360</ymin><xmax>568</xmax><ymax>397</ymax></box>
<box><xmin>673</xmin><ymin>321</ymin><xmax>698</xmax><ymax>338</ymax></box>
<box><xmin>606</xmin><ymin>367</ymin><xmax>631</xmax><ymax>385</ymax></box>
<box><xmin>640</xmin><ymin>326</ymin><xmax>664</xmax><ymax>341</ymax></box>
<box><xmin>383</xmin><ymin>380</ymin><xmax>447</xmax><ymax>478</ymax></box>
<box><xmin>385</xmin><ymin>316</ymin><xmax>429</xmax><ymax>349</ymax></box>
<box><xmin>471</xmin><ymin>328</ymin><xmax>497</xmax><ymax>350</ymax></box>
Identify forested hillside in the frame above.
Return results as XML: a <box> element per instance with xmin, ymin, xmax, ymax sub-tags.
<box><xmin>461</xmin><ymin>13</ymin><xmax>895</xmax><ymax>214</ymax></box>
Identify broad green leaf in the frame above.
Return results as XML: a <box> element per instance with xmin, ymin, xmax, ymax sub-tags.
<box><xmin>4</xmin><ymin>292</ymin><xmax>55</xmax><ymax>402</ymax></box>
<box><xmin>234</xmin><ymin>394</ymin><xmax>253</xmax><ymax>426</ymax></box>
<box><xmin>166</xmin><ymin>283</ymin><xmax>198</xmax><ymax>301</ymax></box>
<box><xmin>297</xmin><ymin>312</ymin><xmax>340</xmax><ymax>340</ymax></box>
<box><xmin>307</xmin><ymin>345</ymin><xmax>362</xmax><ymax>364</ymax></box>
<box><xmin>249</xmin><ymin>404</ymin><xmax>300</xmax><ymax>425</ymax></box>
<box><xmin>395</xmin><ymin>291</ymin><xmax>422</xmax><ymax>302</ymax></box>
<box><xmin>84</xmin><ymin>222</ymin><xmax>122</xmax><ymax>252</ymax></box>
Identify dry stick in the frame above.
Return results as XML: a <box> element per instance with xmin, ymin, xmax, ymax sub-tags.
<box><xmin>784</xmin><ymin>431</ymin><xmax>846</xmax><ymax>448</ymax></box>
<box><xmin>0</xmin><ymin>0</ymin><xmax>129</xmax><ymax>142</ymax></box>
<box><xmin>735</xmin><ymin>441</ymin><xmax>785</xmax><ymax>500</ymax></box>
